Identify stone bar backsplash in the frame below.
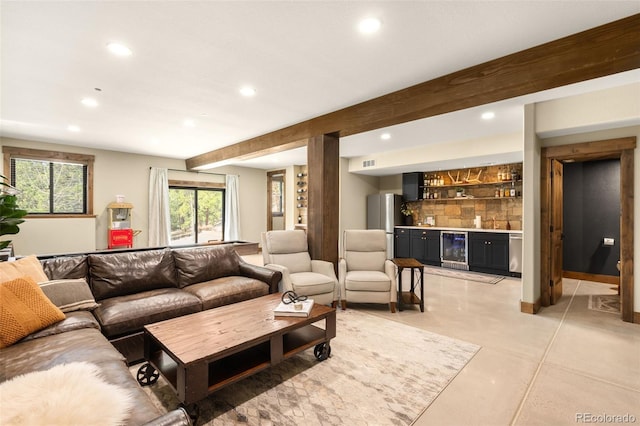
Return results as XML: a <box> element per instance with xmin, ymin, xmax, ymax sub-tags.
<box><xmin>406</xmin><ymin>197</ymin><xmax>522</xmax><ymax>230</ymax></box>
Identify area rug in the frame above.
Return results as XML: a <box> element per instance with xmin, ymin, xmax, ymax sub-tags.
<box><xmin>588</xmin><ymin>294</ymin><xmax>620</xmax><ymax>314</ymax></box>
<box><xmin>422</xmin><ymin>266</ymin><xmax>505</xmax><ymax>284</ymax></box>
<box><xmin>131</xmin><ymin>309</ymin><xmax>480</xmax><ymax>425</ymax></box>
<box><xmin>1</xmin><ymin>362</ymin><xmax>134</xmax><ymax>426</ymax></box>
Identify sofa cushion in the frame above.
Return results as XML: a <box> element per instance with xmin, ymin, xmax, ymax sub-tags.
<box><xmin>344</xmin><ymin>270</ymin><xmax>391</xmax><ymax>292</ymax></box>
<box><xmin>89</xmin><ymin>249</ymin><xmax>178</xmax><ymax>300</ymax></box>
<box><xmin>92</xmin><ymin>288</ymin><xmax>201</xmax><ymax>338</ymax></box>
<box><xmin>172</xmin><ymin>245</ymin><xmax>240</xmax><ymax>288</ymax></box>
<box><xmin>39</xmin><ymin>278</ymin><xmax>99</xmax><ymax>313</ymax></box>
<box><xmin>183</xmin><ymin>276</ymin><xmax>269</xmax><ymax>310</ymax></box>
<box><xmin>21</xmin><ymin>311</ymin><xmax>100</xmax><ymax>342</ymax></box>
<box><xmin>0</xmin><ymin>255</ymin><xmax>49</xmax><ymax>283</ymax></box>
<box><xmin>40</xmin><ymin>255</ymin><xmax>88</xmax><ymax>280</ymax></box>
<box><xmin>289</xmin><ymin>272</ymin><xmax>337</xmax><ymax>296</ymax></box>
<box><xmin>0</xmin><ymin>277</ymin><xmax>66</xmax><ymax>348</ymax></box>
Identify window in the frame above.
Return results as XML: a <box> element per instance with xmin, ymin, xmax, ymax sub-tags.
<box><xmin>3</xmin><ymin>147</ymin><xmax>94</xmax><ymax>216</ymax></box>
<box><xmin>169</xmin><ymin>185</ymin><xmax>225</xmax><ymax>245</ymax></box>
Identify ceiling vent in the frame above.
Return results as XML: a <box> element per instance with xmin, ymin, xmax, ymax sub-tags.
<box><xmin>362</xmin><ymin>159</ymin><xmax>376</xmax><ymax>168</ymax></box>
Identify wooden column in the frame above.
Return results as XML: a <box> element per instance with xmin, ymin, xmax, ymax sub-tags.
<box><xmin>307</xmin><ymin>133</ymin><xmax>339</xmax><ymax>267</ymax></box>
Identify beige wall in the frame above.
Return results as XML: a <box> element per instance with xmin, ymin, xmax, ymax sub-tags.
<box><xmin>0</xmin><ymin>137</ymin><xmax>267</xmax><ymax>255</ymax></box>
<box><xmin>339</xmin><ymin>157</ymin><xmax>381</xmax><ymax>255</ymax></box>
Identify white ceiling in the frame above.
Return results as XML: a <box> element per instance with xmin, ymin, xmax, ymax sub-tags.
<box><xmin>1</xmin><ymin>1</ymin><xmax>639</xmax><ymax>176</ymax></box>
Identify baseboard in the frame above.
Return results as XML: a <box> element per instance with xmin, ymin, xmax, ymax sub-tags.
<box><xmin>634</xmin><ymin>311</ymin><xmax>640</xmax><ymax>325</ymax></box>
<box><xmin>563</xmin><ymin>270</ymin><xmax>619</xmax><ymax>285</ymax></box>
<box><xmin>521</xmin><ymin>298</ymin><xmax>541</xmax><ymax>314</ymax></box>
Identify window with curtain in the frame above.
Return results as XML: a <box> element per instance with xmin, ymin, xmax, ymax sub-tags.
<box><xmin>169</xmin><ymin>185</ymin><xmax>225</xmax><ymax>244</ymax></box>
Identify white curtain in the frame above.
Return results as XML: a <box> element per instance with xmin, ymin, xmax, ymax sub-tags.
<box><xmin>224</xmin><ymin>174</ymin><xmax>241</xmax><ymax>241</ymax></box>
<box><xmin>148</xmin><ymin>167</ymin><xmax>171</xmax><ymax>246</ymax></box>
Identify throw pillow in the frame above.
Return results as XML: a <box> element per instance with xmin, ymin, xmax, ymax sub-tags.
<box><xmin>39</xmin><ymin>278</ymin><xmax>99</xmax><ymax>313</ymax></box>
<box><xmin>0</xmin><ymin>276</ymin><xmax>65</xmax><ymax>348</ymax></box>
<box><xmin>0</xmin><ymin>255</ymin><xmax>49</xmax><ymax>283</ymax></box>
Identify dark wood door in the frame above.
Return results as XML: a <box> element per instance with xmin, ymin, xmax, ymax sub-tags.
<box><xmin>550</xmin><ymin>159</ymin><xmax>564</xmax><ymax>304</ymax></box>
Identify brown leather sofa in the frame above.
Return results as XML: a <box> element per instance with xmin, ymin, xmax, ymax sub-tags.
<box><xmin>0</xmin><ymin>244</ymin><xmax>281</xmax><ymax>425</ymax></box>
<box><xmin>40</xmin><ymin>244</ymin><xmax>281</xmax><ymax>363</ymax></box>
<box><xmin>0</xmin><ymin>311</ymin><xmax>192</xmax><ymax>425</ymax></box>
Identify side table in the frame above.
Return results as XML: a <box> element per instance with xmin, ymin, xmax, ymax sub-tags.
<box><xmin>392</xmin><ymin>258</ymin><xmax>424</xmax><ymax>312</ymax></box>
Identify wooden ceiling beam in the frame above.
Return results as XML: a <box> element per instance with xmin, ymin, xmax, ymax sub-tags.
<box><xmin>186</xmin><ymin>14</ymin><xmax>640</xmax><ymax>170</ymax></box>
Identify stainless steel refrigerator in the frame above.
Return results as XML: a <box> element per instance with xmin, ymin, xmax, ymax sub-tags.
<box><xmin>367</xmin><ymin>193</ymin><xmax>403</xmax><ymax>258</ymax></box>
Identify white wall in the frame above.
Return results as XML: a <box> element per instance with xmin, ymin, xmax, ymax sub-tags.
<box><xmin>348</xmin><ymin>132</ymin><xmax>522</xmax><ymax>174</ymax></box>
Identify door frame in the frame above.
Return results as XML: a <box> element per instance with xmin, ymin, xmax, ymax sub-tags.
<box><xmin>266</xmin><ymin>169</ymin><xmax>286</xmax><ymax>232</ymax></box>
<box><xmin>540</xmin><ymin>137</ymin><xmax>635</xmax><ymax>322</ymax></box>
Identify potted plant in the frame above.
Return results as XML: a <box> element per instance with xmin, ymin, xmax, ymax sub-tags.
<box><xmin>455</xmin><ymin>187</ymin><xmax>464</xmax><ymax>197</ymax></box>
<box><xmin>400</xmin><ymin>202</ymin><xmax>414</xmax><ymax>226</ymax></box>
<box><xmin>0</xmin><ymin>174</ymin><xmax>27</xmax><ymax>253</ymax></box>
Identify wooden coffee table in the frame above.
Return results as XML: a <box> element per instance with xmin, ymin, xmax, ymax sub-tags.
<box><xmin>136</xmin><ymin>293</ymin><xmax>336</xmax><ymax>413</ymax></box>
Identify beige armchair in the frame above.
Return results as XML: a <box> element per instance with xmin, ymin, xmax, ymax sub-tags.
<box><xmin>339</xmin><ymin>229</ymin><xmax>397</xmax><ymax>313</ymax></box>
<box><xmin>261</xmin><ymin>230</ymin><xmax>339</xmax><ymax>306</ymax></box>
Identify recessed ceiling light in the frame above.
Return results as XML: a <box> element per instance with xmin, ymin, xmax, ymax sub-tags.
<box><xmin>380</xmin><ymin>133</ymin><xmax>391</xmax><ymax>140</ymax></box>
<box><xmin>358</xmin><ymin>17</ymin><xmax>381</xmax><ymax>34</ymax></box>
<box><xmin>68</xmin><ymin>125</ymin><xmax>81</xmax><ymax>132</ymax></box>
<box><xmin>481</xmin><ymin>111</ymin><xmax>495</xmax><ymax>120</ymax></box>
<box><xmin>239</xmin><ymin>86</ymin><xmax>256</xmax><ymax>97</ymax></box>
<box><xmin>81</xmin><ymin>98</ymin><xmax>98</xmax><ymax>108</ymax></box>
<box><xmin>106</xmin><ymin>42</ymin><xmax>132</xmax><ymax>56</ymax></box>
<box><xmin>183</xmin><ymin>119</ymin><xmax>196</xmax><ymax>127</ymax></box>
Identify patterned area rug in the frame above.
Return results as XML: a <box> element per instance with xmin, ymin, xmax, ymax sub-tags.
<box><xmin>588</xmin><ymin>294</ymin><xmax>621</xmax><ymax>314</ymax></box>
<box><xmin>131</xmin><ymin>309</ymin><xmax>480</xmax><ymax>425</ymax></box>
<box><xmin>423</xmin><ymin>266</ymin><xmax>505</xmax><ymax>284</ymax></box>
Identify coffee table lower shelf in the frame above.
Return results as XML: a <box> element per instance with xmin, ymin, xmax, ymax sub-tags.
<box><xmin>145</xmin><ymin>324</ymin><xmax>329</xmax><ymax>397</ymax></box>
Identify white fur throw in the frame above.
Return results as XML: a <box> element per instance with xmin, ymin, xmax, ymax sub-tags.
<box><xmin>0</xmin><ymin>362</ymin><xmax>134</xmax><ymax>425</ymax></box>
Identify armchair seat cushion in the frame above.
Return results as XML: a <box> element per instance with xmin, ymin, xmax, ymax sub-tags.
<box><xmin>345</xmin><ymin>271</ymin><xmax>391</xmax><ymax>292</ymax></box>
<box><xmin>183</xmin><ymin>276</ymin><xmax>269</xmax><ymax>310</ymax></box>
<box><xmin>93</xmin><ymin>288</ymin><xmax>201</xmax><ymax>338</ymax></box>
<box><xmin>290</xmin><ymin>272</ymin><xmax>336</xmax><ymax>296</ymax></box>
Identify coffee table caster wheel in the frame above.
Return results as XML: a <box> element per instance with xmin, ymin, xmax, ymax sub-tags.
<box><xmin>314</xmin><ymin>342</ymin><xmax>331</xmax><ymax>361</ymax></box>
<box><xmin>180</xmin><ymin>403</ymin><xmax>199</xmax><ymax>424</ymax></box>
<box><xmin>136</xmin><ymin>363</ymin><xmax>159</xmax><ymax>386</ymax></box>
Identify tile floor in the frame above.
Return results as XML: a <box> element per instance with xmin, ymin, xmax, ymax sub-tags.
<box><xmin>243</xmin><ymin>254</ymin><xmax>640</xmax><ymax>426</ymax></box>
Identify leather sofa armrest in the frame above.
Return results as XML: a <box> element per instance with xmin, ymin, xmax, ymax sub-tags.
<box><xmin>142</xmin><ymin>408</ymin><xmax>192</xmax><ymax>426</ymax></box>
<box><xmin>239</xmin><ymin>261</ymin><xmax>283</xmax><ymax>294</ymax></box>
<box><xmin>263</xmin><ymin>263</ymin><xmax>293</xmax><ymax>293</ymax></box>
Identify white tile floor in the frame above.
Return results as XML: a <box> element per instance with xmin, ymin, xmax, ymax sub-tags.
<box><xmin>243</xmin><ymin>255</ymin><xmax>640</xmax><ymax>425</ymax></box>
